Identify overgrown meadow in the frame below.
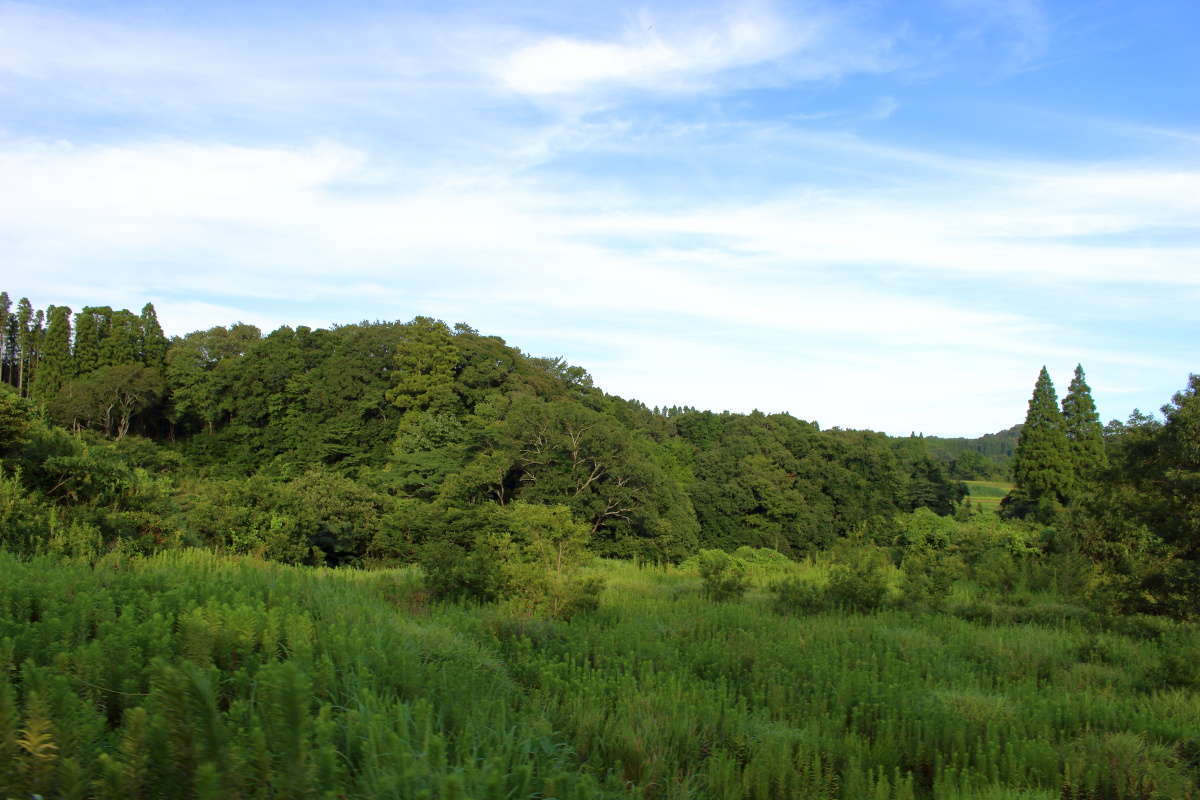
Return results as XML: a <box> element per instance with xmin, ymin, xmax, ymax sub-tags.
<box><xmin>2</xmin><ymin>297</ymin><xmax>1198</xmax><ymax>798</ymax></box>
<box><xmin>3</xmin><ymin>531</ymin><xmax>1198</xmax><ymax>800</ymax></box>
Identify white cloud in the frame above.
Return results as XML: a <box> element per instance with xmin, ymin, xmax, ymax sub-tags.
<box><xmin>496</xmin><ymin>1</ymin><xmax>898</xmax><ymax>97</ymax></box>
<box><xmin>1</xmin><ymin>132</ymin><xmax>1195</xmax><ymax>434</ymax></box>
<box><xmin>500</xmin><ymin>6</ymin><xmax>800</xmax><ymax>94</ymax></box>
<box><xmin>0</xmin><ymin>0</ymin><xmax>1192</xmax><ymax>435</ymax></box>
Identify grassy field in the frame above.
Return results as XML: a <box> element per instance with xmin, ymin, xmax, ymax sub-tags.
<box><xmin>963</xmin><ymin>480</ymin><xmax>1015</xmax><ymax>512</ymax></box>
<box><xmin>2</xmin><ymin>548</ymin><xmax>1198</xmax><ymax>799</ymax></box>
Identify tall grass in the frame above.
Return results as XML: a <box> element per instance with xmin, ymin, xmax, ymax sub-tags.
<box><xmin>1</xmin><ymin>549</ymin><xmax>1196</xmax><ymax>798</ymax></box>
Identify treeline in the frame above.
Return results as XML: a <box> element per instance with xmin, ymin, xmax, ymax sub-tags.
<box><xmin>1003</xmin><ymin>365</ymin><xmax>1200</xmax><ymax>618</ymax></box>
<box><xmin>2</xmin><ymin>292</ymin><xmax>1196</xmax><ymax>619</ymax></box>
<box><xmin>0</xmin><ymin>293</ymin><xmax>168</xmax><ymax>439</ymax></box>
<box><xmin>922</xmin><ymin>425</ymin><xmax>1021</xmax><ymax>480</ymax></box>
<box><xmin>0</xmin><ymin>294</ymin><xmax>964</xmax><ymax>569</ymax></box>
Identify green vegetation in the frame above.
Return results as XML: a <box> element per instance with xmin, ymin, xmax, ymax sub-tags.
<box><xmin>1004</xmin><ymin>367</ymin><xmax>1074</xmax><ymax>523</ymax></box>
<box><xmin>2</xmin><ymin>539</ymin><xmax>1198</xmax><ymax>799</ymax></box>
<box><xmin>1</xmin><ymin>290</ymin><xmax>1198</xmax><ymax>796</ymax></box>
<box><xmin>963</xmin><ymin>480</ymin><xmax>1014</xmax><ymax>513</ymax></box>
<box><xmin>922</xmin><ymin>427</ymin><xmax>1021</xmax><ymax>481</ymax></box>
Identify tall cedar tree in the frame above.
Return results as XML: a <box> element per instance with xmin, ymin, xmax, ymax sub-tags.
<box><xmin>73</xmin><ymin>313</ymin><xmax>96</xmax><ymax>375</ymax></box>
<box><xmin>0</xmin><ymin>293</ymin><xmax>9</xmax><ymax>386</ymax></box>
<box><xmin>15</xmin><ymin>298</ymin><xmax>32</xmax><ymax>395</ymax></box>
<box><xmin>30</xmin><ymin>306</ymin><xmax>73</xmax><ymax>404</ymax></box>
<box><xmin>30</xmin><ymin>309</ymin><xmax>45</xmax><ymax>383</ymax></box>
<box><xmin>2</xmin><ymin>316</ymin><xmax>16</xmax><ymax>390</ymax></box>
<box><xmin>1061</xmin><ymin>364</ymin><xmax>1107</xmax><ymax>480</ymax></box>
<box><xmin>101</xmin><ymin>309</ymin><xmax>140</xmax><ymax>367</ymax></box>
<box><xmin>1008</xmin><ymin>367</ymin><xmax>1073</xmax><ymax>517</ymax></box>
<box><xmin>139</xmin><ymin>303</ymin><xmax>168</xmax><ymax>368</ymax></box>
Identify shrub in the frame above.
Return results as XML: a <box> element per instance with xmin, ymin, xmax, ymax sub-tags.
<box><xmin>768</xmin><ymin>576</ymin><xmax>827</xmax><ymax>615</ymax></box>
<box><xmin>732</xmin><ymin>546</ymin><xmax>790</xmax><ymax>565</ymax></box>
<box><xmin>899</xmin><ymin>547</ymin><xmax>961</xmax><ymax>610</ymax></box>
<box><xmin>512</xmin><ymin>574</ymin><xmax>606</xmax><ymax>621</ymax></box>
<box><xmin>826</xmin><ymin>556</ymin><xmax>889</xmax><ymax>613</ymax></box>
<box><xmin>504</xmin><ymin>503</ymin><xmax>605</xmax><ymax>619</ymax></box>
<box><xmin>417</xmin><ymin>503</ymin><xmax>606</xmax><ymax>618</ymax></box>
<box><xmin>971</xmin><ymin>548</ymin><xmax>1019</xmax><ymax>592</ymax></box>
<box><xmin>0</xmin><ymin>469</ymin><xmax>51</xmax><ymax>553</ymax></box>
<box><xmin>1061</xmin><ymin>731</ymin><xmax>1196</xmax><ymax>800</ymax></box>
<box><xmin>697</xmin><ymin>549</ymin><xmax>751</xmax><ymax>602</ymax></box>
<box><xmin>1154</xmin><ymin>630</ymin><xmax>1200</xmax><ymax>690</ymax></box>
<box><xmin>896</xmin><ymin>507</ymin><xmax>957</xmax><ymax>550</ymax></box>
<box><xmin>419</xmin><ymin>537</ymin><xmax>512</xmax><ymax>603</ymax></box>
<box><xmin>47</xmin><ymin>516</ymin><xmax>104</xmax><ymax>561</ymax></box>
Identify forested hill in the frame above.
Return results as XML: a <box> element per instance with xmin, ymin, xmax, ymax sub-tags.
<box><xmin>0</xmin><ymin>294</ymin><xmax>964</xmax><ymax>565</ymax></box>
<box><xmin>921</xmin><ymin>425</ymin><xmax>1022</xmax><ymax>480</ymax></box>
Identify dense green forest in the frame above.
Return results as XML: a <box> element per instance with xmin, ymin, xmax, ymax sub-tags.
<box><xmin>0</xmin><ymin>294</ymin><xmax>971</xmax><ymax>564</ymax></box>
<box><xmin>923</xmin><ymin>427</ymin><xmax>1022</xmax><ymax>481</ymax></box>
<box><xmin>1</xmin><ymin>292</ymin><xmax>1198</xmax><ymax>798</ymax></box>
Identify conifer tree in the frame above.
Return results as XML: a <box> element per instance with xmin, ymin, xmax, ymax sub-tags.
<box><xmin>1061</xmin><ymin>364</ymin><xmax>1106</xmax><ymax>481</ymax></box>
<box><xmin>31</xmin><ymin>306</ymin><xmax>73</xmax><ymax>404</ymax></box>
<box><xmin>15</xmin><ymin>298</ymin><xmax>32</xmax><ymax>396</ymax></box>
<box><xmin>0</xmin><ymin>292</ymin><xmax>9</xmax><ymax>385</ymax></box>
<box><xmin>2</xmin><ymin>316</ymin><xmax>16</xmax><ymax>391</ymax></box>
<box><xmin>73</xmin><ymin>309</ymin><xmax>100</xmax><ymax>376</ymax></box>
<box><xmin>139</xmin><ymin>302</ymin><xmax>168</xmax><ymax>368</ymax></box>
<box><xmin>1005</xmin><ymin>366</ymin><xmax>1072</xmax><ymax>521</ymax></box>
<box><xmin>101</xmin><ymin>309</ymin><xmax>139</xmax><ymax>366</ymax></box>
<box><xmin>30</xmin><ymin>309</ymin><xmax>45</xmax><ymax>377</ymax></box>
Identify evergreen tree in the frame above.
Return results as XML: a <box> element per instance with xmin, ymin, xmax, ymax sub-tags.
<box><xmin>100</xmin><ymin>310</ymin><xmax>139</xmax><ymax>366</ymax></box>
<box><xmin>15</xmin><ymin>298</ymin><xmax>33</xmax><ymax>396</ymax></box>
<box><xmin>1004</xmin><ymin>366</ymin><xmax>1072</xmax><ymax>521</ymax></box>
<box><xmin>2</xmin><ymin>316</ymin><xmax>16</xmax><ymax>391</ymax></box>
<box><xmin>73</xmin><ymin>309</ymin><xmax>100</xmax><ymax>376</ymax></box>
<box><xmin>30</xmin><ymin>309</ymin><xmax>45</xmax><ymax>378</ymax></box>
<box><xmin>1061</xmin><ymin>364</ymin><xmax>1106</xmax><ymax>482</ymax></box>
<box><xmin>30</xmin><ymin>306</ymin><xmax>73</xmax><ymax>404</ymax></box>
<box><xmin>139</xmin><ymin>303</ymin><xmax>168</xmax><ymax>368</ymax></box>
<box><xmin>0</xmin><ymin>292</ymin><xmax>9</xmax><ymax>385</ymax></box>
<box><xmin>387</xmin><ymin>317</ymin><xmax>463</xmax><ymax>415</ymax></box>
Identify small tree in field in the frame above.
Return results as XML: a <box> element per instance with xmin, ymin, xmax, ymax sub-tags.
<box><xmin>505</xmin><ymin>503</ymin><xmax>604</xmax><ymax>619</ymax></box>
<box><xmin>417</xmin><ymin>502</ymin><xmax>604</xmax><ymax>618</ymax></box>
<box><xmin>697</xmin><ymin>549</ymin><xmax>750</xmax><ymax>602</ymax></box>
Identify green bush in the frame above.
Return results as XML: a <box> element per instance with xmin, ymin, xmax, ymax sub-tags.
<box><xmin>0</xmin><ymin>468</ymin><xmax>51</xmax><ymax>553</ymax></box>
<box><xmin>732</xmin><ymin>545</ymin><xmax>790</xmax><ymax>565</ymax></box>
<box><xmin>1061</xmin><ymin>731</ymin><xmax>1196</xmax><ymax>800</ymax></box>
<box><xmin>900</xmin><ymin>547</ymin><xmax>961</xmax><ymax>610</ymax></box>
<box><xmin>419</xmin><ymin>537</ymin><xmax>512</xmax><ymax>603</ymax></box>
<box><xmin>827</xmin><ymin>560</ymin><xmax>889</xmax><ymax>613</ymax></box>
<box><xmin>417</xmin><ymin>503</ymin><xmax>606</xmax><ymax>618</ymax></box>
<box><xmin>696</xmin><ymin>549</ymin><xmax>751</xmax><ymax>602</ymax></box>
<box><xmin>971</xmin><ymin>547</ymin><xmax>1021</xmax><ymax>592</ymax></box>
<box><xmin>768</xmin><ymin>576</ymin><xmax>827</xmax><ymax>614</ymax></box>
<box><xmin>1155</xmin><ymin>630</ymin><xmax>1200</xmax><ymax>690</ymax></box>
<box><xmin>511</xmin><ymin>574</ymin><xmax>606</xmax><ymax>621</ymax></box>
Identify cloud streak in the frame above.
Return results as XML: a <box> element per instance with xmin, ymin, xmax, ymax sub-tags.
<box><xmin>0</xmin><ymin>0</ymin><xmax>1196</xmax><ymax>435</ymax></box>
<box><xmin>496</xmin><ymin>2</ymin><xmax>896</xmax><ymax>96</ymax></box>
<box><xmin>1</xmin><ymin>128</ymin><xmax>1195</xmax><ymax>433</ymax></box>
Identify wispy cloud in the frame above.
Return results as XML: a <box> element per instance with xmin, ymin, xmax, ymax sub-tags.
<box><xmin>1</xmin><ymin>0</ymin><xmax>1196</xmax><ymax>435</ymax></box>
<box><xmin>1</xmin><ymin>128</ymin><xmax>1195</xmax><ymax>433</ymax></box>
<box><xmin>495</xmin><ymin>2</ymin><xmax>896</xmax><ymax>96</ymax></box>
<box><xmin>940</xmin><ymin>0</ymin><xmax>1052</xmax><ymax>70</ymax></box>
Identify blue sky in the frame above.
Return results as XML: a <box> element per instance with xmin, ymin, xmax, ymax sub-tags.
<box><xmin>1</xmin><ymin>0</ymin><xmax>1197</xmax><ymax>435</ymax></box>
